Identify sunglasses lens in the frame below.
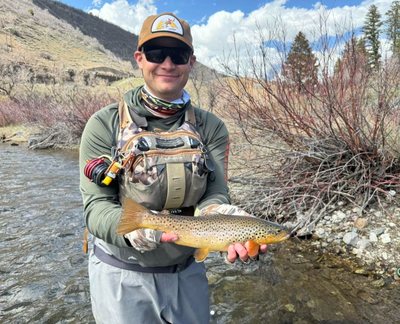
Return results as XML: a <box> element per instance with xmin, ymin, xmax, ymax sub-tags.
<box><xmin>144</xmin><ymin>49</ymin><xmax>165</xmax><ymax>63</ymax></box>
<box><xmin>143</xmin><ymin>47</ymin><xmax>192</xmax><ymax>65</ymax></box>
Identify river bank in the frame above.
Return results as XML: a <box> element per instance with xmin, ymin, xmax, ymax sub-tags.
<box><xmin>1</xmin><ymin>127</ymin><xmax>399</xmax><ymax>283</ymax></box>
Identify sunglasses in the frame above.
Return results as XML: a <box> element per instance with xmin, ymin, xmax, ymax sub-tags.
<box><xmin>142</xmin><ymin>46</ymin><xmax>193</xmax><ymax>65</ymax></box>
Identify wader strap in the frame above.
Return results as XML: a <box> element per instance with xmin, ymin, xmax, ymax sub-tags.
<box><xmin>119</xmin><ymin>100</ymin><xmax>148</xmax><ymax>130</ymax></box>
<box><xmin>164</xmin><ymin>164</ymin><xmax>186</xmax><ymax>209</ymax></box>
<box><xmin>93</xmin><ymin>245</ymin><xmax>195</xmax><ymax>273</ymax></box>
<box><xmin>83</xmin><ymin>228</ymin><xmax>89</xmax><ymax>254</ymax></box>
<box><xmin>185</xmin><ymin>104</ymin><xmax>196</xmax><ymax>125</ymax></box>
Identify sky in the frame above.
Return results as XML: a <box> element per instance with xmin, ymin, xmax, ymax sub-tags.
<box><xmin>56</xmin><ymin>0</ymin><xmax>396</xmax><ymax>72</ymax></box>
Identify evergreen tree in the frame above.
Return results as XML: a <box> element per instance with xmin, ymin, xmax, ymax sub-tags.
<box><xmin>386</xmin><ymin>1</ymin><xmax>400</xmax><ymax>56</ymax></box>
<box><xmin>282</xmin><ymin>31</ymin><xmax>318</xmax><ymax>91</ymax></box>
<box><xmin>362</xmin><ymin>5</ymin><xmax>383</xmax><ymax>69</ymax></box>
<box><xmin>334</xmin><ymin>37</ymin><xmax>368</xmax><ymax>76</ymax></box>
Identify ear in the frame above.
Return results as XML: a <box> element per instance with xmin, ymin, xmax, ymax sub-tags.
<box><xmin>134</xmin><ymin>51</ymin><xmax>144</xmax><ymax>70</ymax></box>
<box><xmin>189</xmin><ymin>55</ymin><xmax>196</xmax><ymax>71</ymax></box>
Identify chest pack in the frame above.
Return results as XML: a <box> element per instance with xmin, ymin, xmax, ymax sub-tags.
<box><xmin>116</xmin><ymin>100</ymin><xmax>213</xmax><ymax>211</ymax></box>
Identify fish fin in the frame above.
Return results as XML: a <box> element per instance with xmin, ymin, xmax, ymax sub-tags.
<box><xmin>194</xmin><ymin>248</ymin><xmax>210</xmax><ymax>262</ymax></box>
<box><xmin>247</xmin><ymin>240</ymin><xmax>260</xmax><ymax>259</ymax></box>
<box><xmin>116</xmin><ymin>196</ymin><xmax>151</xmax><ymax>235</ymax></box>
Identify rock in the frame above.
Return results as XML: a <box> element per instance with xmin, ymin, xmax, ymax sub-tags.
<box><xmin>343</xmin><ymin>232</ymin><xmax>359</xmax><ymax>246</ymax></box>
<box><xmin>314</xmin><ymin>228</ymin><xmax>326</xmax><ymax>239</ymax></box>
<box><xmin>388</xmin><ymin>222</ymin><xmax>396</xmax><ymax>228</ymax></box>
<box><xmin>373</xmin><ymin>210</ymin><xmax>383</xmax><ymax>218</ymax></box>
<box><xmin>369</xmin><ymin>232</ymin><xmax>378</xmax><ymax>242</ymax></box>
<box><xmin>372</xmin><ymin>279</ymin><xmax>386</xmax><ymax>288</ymax></box>
<box><xmin>381</xmin><ymin>252</ymin><xmax>388</xmax><ymax>260</ymax></box>
<box><xmin>352</xmin><ymin>207</ymin><xmax>361</xmax><ymax>213</ymax></box>
<box><xmin>354</xmin><ymin>218</ymin><xmax>368</xmax><ymax>229</ymax></box>
<box><xmin>380</xmin><ymin>234</ymin><xmax>391</xmax><ymax>244</ymax></box>
<box><xmin>371</xmin><ymin>228</ymin><xmax>385</xmax><ymax>236</ymax></box>
<box><xmin>284</xmin><ymin>304</ymin><xmax>296</xmax><ymax>313</ymax></box>
<box><xmin>357</xmin><ymin>239</ymin><xmax>371</xmax><ymax>250</ymax></box>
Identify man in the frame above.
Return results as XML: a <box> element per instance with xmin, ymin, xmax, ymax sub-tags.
<box><xmin>79</xmin><ymin>12</ymin><xmax>266</xmax><ymax>324</ymax></box>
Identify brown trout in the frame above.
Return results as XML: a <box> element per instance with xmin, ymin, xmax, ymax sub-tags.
<box><xmin>116</xmin><ymin>196</ymin><xmax>291</xmax><ymax>262</ymax></box>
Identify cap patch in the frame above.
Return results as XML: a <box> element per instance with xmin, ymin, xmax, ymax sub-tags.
<box><xmin>151</xmin><ymin>14</ymin><xmax>183</xmax><ymax>35</ymax></box>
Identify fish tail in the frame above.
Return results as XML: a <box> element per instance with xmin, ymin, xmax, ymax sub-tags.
<box><xmin>116</xmin><ymin>196</ymin><xmax>152</xmax><ymax>235</ymax></box>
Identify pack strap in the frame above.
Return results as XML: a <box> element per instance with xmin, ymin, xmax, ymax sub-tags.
<box><xmin>118</xmin><ymin>100</ymin><xmax>148</xmax><ymax>131</ymax></box>
<box><xmin>185</xmin><ymin>104</ymin><xmax>196</xmax><ymax>125</ymax></box>
<box><xmin>164</xmin><ymin>163</ymin><xmax>186</xmax><ymax>209</ymax></box>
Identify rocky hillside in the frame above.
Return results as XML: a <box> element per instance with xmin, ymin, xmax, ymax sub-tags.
<box><xmin>0</xmin><ymin>0</ymin><xmax>135</xmax><ymax>79</ymax></box>
<box><xmin>0</xmin><ymin>0</ymin><xmax>218</xmax><ymax>83</ymax></box>
<box><xmin>32</xmin><ymin>0</ymin><xmax>138</xmax><ymax>67</ymax></box>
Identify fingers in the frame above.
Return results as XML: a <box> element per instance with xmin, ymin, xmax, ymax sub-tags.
<box><xmin>260</xmin><ymin>244</ymin><xmax>268</xmax><ymax>254</ymax></box>
<box><xmin>160</xmin><ymin>232</ymin><xmax>179</xmax><ymax>243</ymax></box>
<box><xmin>226</xmin><ymin>243</ymin><xmax>268</xmax><ymax>263</ymax></box>
<box><xmin>227</xmin><ymin>243</ymin><xmax>248</xmax><ymax>263</ymax></box>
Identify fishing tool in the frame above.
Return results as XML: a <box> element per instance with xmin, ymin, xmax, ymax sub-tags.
<box><xmin>84</xmin><ymin>156</ymin><xmax>122</xmax><ymax>186</ymax></box>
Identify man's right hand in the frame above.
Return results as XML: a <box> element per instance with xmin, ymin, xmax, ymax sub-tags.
<box><xmin>124</xmin><ymin>229</ymin><xmax>179</xmax><ymax>251</ymax></box>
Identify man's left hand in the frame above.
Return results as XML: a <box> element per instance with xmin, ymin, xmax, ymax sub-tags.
<box><xmin>199</xmin><ymin>203</ymin><xmax>268</xmax><ymax>263</ymax></box>
<box><xmin>227</xmin><ymin>242</ymin><xmax>268</xmax><ymax>263</ymax></box>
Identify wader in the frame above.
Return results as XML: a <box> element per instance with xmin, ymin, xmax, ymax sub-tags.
<box><xmin>89</xmin><ymin>250</ymin><xmax>209</xmax><ymax>324</ymax></box>
<box><xmin>89</xmin><ymin>100</ymin><xmax>211</xmax><ymax>323</ymax></box>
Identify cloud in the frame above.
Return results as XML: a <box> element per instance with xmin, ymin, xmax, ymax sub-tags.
<box><xmin>92</xmin><ymin>0</ymin><xmax>102</xmax><ymax>7</ymax></box>
<box><xmin>89</xmin><ymin>0</ymin><xmax>157</xmax><ymax>35</ymax></box>
<box><xmin>88</xmin><ymin>0</ymin><xmax>394</xmax><ymax>73</ymax></box>
<box><xmin>190</xmin><ymin>0</ymin><xmax>394</xmax><ymax>72</ymax></box>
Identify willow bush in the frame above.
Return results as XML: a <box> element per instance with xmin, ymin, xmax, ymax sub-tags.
<box><xmin>216</xmin><ymin>26</ymin><xmax>400</xmax><ymax>229</ymax></box>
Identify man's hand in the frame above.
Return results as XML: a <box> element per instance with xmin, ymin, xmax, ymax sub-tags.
<box><xmin>199</xmin><ymin>204</ymin><xmax>268</xmax><ymax>263</ymax></box>
<box><xmin>161</xmin><ymin>232</ymin><xmax>179</xmax><ymax>242</ymax></box>
<box><xmin>227</xmin><ymin>242</ymin><xmax>268</xmax><ymax>263</ymax></box>
<box><xmin>125</xmin><ymin>229</ymin><xmax>179</xmax><ymax>251</ymax></box>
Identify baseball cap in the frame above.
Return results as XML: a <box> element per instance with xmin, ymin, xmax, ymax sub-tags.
<box><xmin>137</xmin><ymin>13</ymin><xmax>193</xmax><ymax>51</ymax></box>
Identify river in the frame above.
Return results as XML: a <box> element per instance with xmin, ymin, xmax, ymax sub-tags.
<box><xmin>0</xmin><ymin>145</ymin><xmax>399</xmax><ymax>323</ymax></box>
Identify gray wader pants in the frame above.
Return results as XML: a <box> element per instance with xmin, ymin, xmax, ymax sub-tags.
<box><xmin>88</xmin><ymin>250</ymin><xmax>210</xmax><ymax>324</ymax></box>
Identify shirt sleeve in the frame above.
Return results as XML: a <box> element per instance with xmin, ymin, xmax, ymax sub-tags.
<box><xmin>79</xmin><ymin>106</ymin><xmax>129</xmax><ymax>248</ymax></box>
<box><xmin>195</xmin><ymin>110</ymin><xmax>231</xmax><ymax>210</ymax></box>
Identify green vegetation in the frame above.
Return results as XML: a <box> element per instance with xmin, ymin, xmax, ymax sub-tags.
<box><xmin>363</xmin><ymin>5</ymin><xmax>383</xmax><ymax>70</ymax></box>
<box><xmin>386</xmin><ymin>1</ymin><xmax>400</xmax><ymax>56</ymax></box>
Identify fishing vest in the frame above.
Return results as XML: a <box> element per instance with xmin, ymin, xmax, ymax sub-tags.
<box><xmin>116</xmin><ymin>100</ymin><xmax>212</xmax><ymax>211</ymax></box>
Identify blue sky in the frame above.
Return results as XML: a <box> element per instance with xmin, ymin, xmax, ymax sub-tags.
<box><xmin>60</xmin><ymin>0</ymin><xmax>363</xmax><ymax>25</ymax></box>
<box><xmin>56</xmin><ymin>0</ymin><xmax>395</xmax><ymax>70</ymax></box>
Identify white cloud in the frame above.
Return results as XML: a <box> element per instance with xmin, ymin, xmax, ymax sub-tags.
<box><xmin>89</xmin><ymin>0</ymin><xmax>157</xmax><ymax>35</ymax></box>
<box><xmin>190</xmin><ymin>0</ymin><xmax>394</xmax><ymax>73</ymax></box>
<box><xmin>89</xmin><ymin>0</ymin><xmax>395</xmax><ymax>73</ymax></box>
<box><xmin>92</xmin><ymin>0</ymin><xmax>102</xmax><ymax>7</ymax></box>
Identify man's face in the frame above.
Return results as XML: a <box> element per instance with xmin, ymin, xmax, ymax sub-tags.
<box><xmin>134</xmin><ymin>38</ymin><xmax>196</xmax><ymax>102</ymax></box>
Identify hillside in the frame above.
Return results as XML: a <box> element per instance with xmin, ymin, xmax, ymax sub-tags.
<box><xmin>0</xmin><ymin>0</ymin><xmax>135</xmax><ymax>80</ymax></box>
<box><xmin>0</xmin><ymin>0</ymin><xmax>219</xmax><ymax>84</ymax></box>
<box><xmin>32</xmin><ymin>0</ymin><xmax>138</xmax><ymax>67</ymax></box>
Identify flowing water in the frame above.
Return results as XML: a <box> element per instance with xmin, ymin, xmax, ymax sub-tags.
<box><xmin>0</xmin><ymin>145</ymin><xmax>399</xmax><ymax>324</ymax></box>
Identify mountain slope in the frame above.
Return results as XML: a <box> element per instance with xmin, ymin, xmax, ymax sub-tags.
<box><xmin>0</xmin><ymin>0</ymin><xmax>133</xmax><ymax>77</ymax></box>
<box><xmin>32</xmin><ymin>0</ymin><xmax>138</xmax><ymax>67</ymax></box>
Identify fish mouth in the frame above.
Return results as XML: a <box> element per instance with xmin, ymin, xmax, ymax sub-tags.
<box><xmin>279</xmin><ymin>232</ymin><xmax>291</xmax><ymax>241</ymax></box>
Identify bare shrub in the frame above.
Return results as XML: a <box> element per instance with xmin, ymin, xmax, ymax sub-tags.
<box><xmin>217</xmin><ymin>23</ymin><xmax>400</xmax><ymax>228</ymax></box>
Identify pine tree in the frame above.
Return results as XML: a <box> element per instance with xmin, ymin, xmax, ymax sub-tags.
<box><xmin>282</xmin><ymin>31</ymin><xmax>318</xmax><ymax>91</ymax></box>
<box><xmin>334</xmin><ymin>37</ymin><xmax>369</xmax><ymax>76</ymax></box>
<box><xmin>362</xmin><ymin>5</ymin><xmax>383</xmax><ymax>69</ymax></box>
<box><xmin>386</xmin><ymin>1</ymin><xmax>400</xmax><ymax>56</ymax></box>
